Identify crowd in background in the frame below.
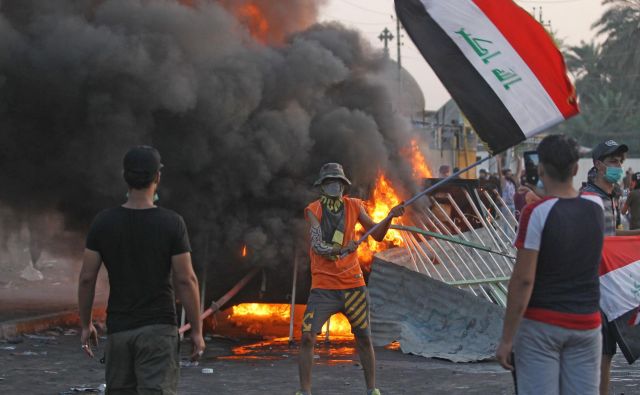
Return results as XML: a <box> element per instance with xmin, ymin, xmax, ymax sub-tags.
<box><xmin>474</xmin><ymin>160</ymin><xmax>640</xmax><ymax>231</ymax></box>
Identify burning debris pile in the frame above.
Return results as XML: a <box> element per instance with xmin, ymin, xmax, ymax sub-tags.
<box><xmin>212</xmin><ymin>303</ymin><xmax>353</xmax><ymax>339</ymax></box>
<box><xmin>0</xmin><ymin>0</ymin><xmax>431</xmax><ymax>297</ymax></box>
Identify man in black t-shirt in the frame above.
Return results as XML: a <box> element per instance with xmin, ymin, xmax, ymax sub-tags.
<box><xmin>78</xmin><ymin>146</ymin><xmax>205</xmax><ymax>394</ymax></box>
<box><xmin>496</xmin><ymin>135</ymin><xmax>605</xmax><ymax>395</ymax></box>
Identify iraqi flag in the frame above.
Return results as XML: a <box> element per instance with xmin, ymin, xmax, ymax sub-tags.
<box><xmin>395</xmin><ymin>0</ymin><xmax>579</xmax><ymax>154</ymax></box>
<box><xmin>600</xmin><ymin>236</ymin><xmax>640</xmax><ymax>364</ymax></box>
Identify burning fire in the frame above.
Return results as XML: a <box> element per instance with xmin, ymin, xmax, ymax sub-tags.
<box><xmin>355</xmin><ymin>173</ymin><xmax>405</xmax><ymax>268</ymax></box>
<box><xmin>405</xmin><ymin>139</ymin><xmax>433</xmax><ymax>178</ymax></box>
<box><xmin>228</xmin><ymin>303</ymin><xmax>354</xmax><ymax>338</ymax></box>
<box><xmin>242</xmin><ymin>245</ymin><xmax>247</xmax><ymax>257</ymax></box>
<box><xmin>232</xmin><ymin>303</ymin><xmax>289</xmax><ymax>319</ymax></box>
<box><xmin>354</xmin><ymin>140</ymin><xmax>432</xmax><ymax>267</ymax></box>
<box><xmin>320</xmin><ymin>313</ymin><xmax>353</xmax><ymax>338</ymax></box>
<box><xmin>236</xmin><ymin>4</ymin><xmax>270</xmax><ymax>43</ymax></box>
<box><xmin>218</xmin><ymin>1</ymin><xmax>279</xmax><ymax>44</ymax></box>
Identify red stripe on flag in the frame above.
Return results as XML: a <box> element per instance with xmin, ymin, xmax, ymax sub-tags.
<box><xmin>471</xmin><ymin>0</ymin><xmax>579</xmax><ymax>119</ymax></box>
<box><xmin>600</xmin><ymin>236</ymin><xmax>640</xmax><ymax>276</ymax></box>
<box><xmin>628</xmin><ymin>308</ymin><xmax>640</xmax><ymax>326</ymax></box>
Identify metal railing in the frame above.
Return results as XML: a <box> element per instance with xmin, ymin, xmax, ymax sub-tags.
<box><xmin>392</xmin><ymin>187</ymin><xmax>516</xmax><ymax>307</ymax></box>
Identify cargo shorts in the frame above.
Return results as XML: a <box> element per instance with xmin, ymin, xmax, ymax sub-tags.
<box><xmin>105</xmin><ymin>324</ymin><xmax>179</xmax><ymax>395</ymax></box>
<box><xmin>302</xmin><ymin>286</ymin><xmax>371</xmax><ymax>338</ymax></box>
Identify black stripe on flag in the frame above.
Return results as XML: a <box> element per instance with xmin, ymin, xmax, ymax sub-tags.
<box><xmin>613</xmin><ymin>309</ymin><xmax>640</xmax><ymax>364</ymax></box>
<box><xmin>395</xmin><ymin>0</ymin><xmax>526</xmax><ymax>154</ymax></box>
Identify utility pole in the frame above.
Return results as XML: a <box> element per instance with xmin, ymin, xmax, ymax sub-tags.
<box><xmin>391</xmin><ymin>14</ymin><xmax>404</xmax><ymax>111</ymax></box>
<box><xmin>532</xmin><ymin>6</ymin><xmax>552</xmax><ymax>30</ymax></box>
<box><xmin>378</xmin><ymin>27</ymin><xmax>394</xmax><ymax>58</ymax></box>
<box><xmin>396</xmin><ymin>15</ymin><xmax>402</xmax><ymax>77</ymax></box>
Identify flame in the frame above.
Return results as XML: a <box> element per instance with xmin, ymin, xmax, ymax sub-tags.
<box><xmin>242</xmin><ymin>245</ymin><xmax>247</xmax><ymax>257</ymax></box>
<box><xmin>236</xmin><ymin>4</ymin><xmax>270</xmax><ymax>43</ymax></box>
<box><xmin>351</xmin><ymin>140</ymin><xmax>432</xmax><ymax>267</ymax></box>
<box><xmin>232</xmin><ymin>303</ymin><xmax>290</xmax><ymax>319</ymax></box>
<box><xmin>355</xmin><ymin>173</ymin><xmax>404</xmax><ymax>268</ymax></box>
<box><xmin>228</xmin><ymin>303</ymin><xmax>354</xmax><ymax>338</ymax></box>
<box><xmin>320</xmin><ymin>313</ymin><xmax>353</xmax><ymax>338</ymax></box>
<box><xmin>403</xmin><ymin>139</ymin><xmax>433</xmax><ymax>179</ymax></box>
<box><xmin>181</xmin><ymin>1</ymin><xmax>318</xmax><ymax>45</ymax></box>
<box><xmin>218</xmin><ymin>1</ymin><xmax>271</xmax><ymax>43</ymax></box>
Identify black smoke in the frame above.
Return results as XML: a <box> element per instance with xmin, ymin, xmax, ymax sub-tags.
<box><xmin>0</xmin><ymin>0</ymin><xmax>421</xmax><ymax>299</ymax></box>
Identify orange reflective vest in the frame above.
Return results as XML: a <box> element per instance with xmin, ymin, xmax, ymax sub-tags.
<box><xmin>304</xmin><ymin>197</ymin><xmax>366</xmax><ymax>290</ymax></box>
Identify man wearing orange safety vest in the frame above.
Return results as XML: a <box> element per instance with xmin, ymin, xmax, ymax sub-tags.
<box><xmin>296</xmin><ymin>163</ymin><xmax>404</xmax><ymax>395</ymax></box>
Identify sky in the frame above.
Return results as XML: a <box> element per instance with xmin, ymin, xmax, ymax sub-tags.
<box><xmin>319</xmin><ymin>0</ymin><xmax>606</xmax><ymax>111</ymax></box>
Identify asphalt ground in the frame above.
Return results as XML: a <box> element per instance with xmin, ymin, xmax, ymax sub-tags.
<box><xmin>0</xmin><ymin>329</ymin><xmax>638</xmax><ymax>395</ymax></box>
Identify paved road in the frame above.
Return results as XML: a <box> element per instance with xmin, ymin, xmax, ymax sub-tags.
<box><xmin>0</xmin><ymin>329</ymin><xmax>638</xmax><ymax>395</ymax></box>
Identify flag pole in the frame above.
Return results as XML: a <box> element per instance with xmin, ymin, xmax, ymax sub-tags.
<box><xmin>343</xmin><ymin>155</ymin><xmax>494</xmax><ymax>258</ymax></box>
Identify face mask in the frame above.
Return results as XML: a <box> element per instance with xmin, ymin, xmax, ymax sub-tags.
<box><xmin>536</xmin><ymin>179</ymin><xmax>544</xmax><ymax>189</ymax></box>
<box><xmin>604</xmin><ymin>166</ymin><xmax>624</xmax><ymax>184</ymax></box>
<box><xmin>321</xmin><ymin>181</ymin><xmax>343</xmax><ymax>198</ymax></box>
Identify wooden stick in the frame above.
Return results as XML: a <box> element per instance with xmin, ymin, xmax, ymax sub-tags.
<box><xmin>179</xmin><ymin>266</ymin><xmax>261</xmax><ymax>335</ymax></box>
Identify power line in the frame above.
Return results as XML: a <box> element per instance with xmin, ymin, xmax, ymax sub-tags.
<box><xmin>321</xmin><ymin>14</ymin><xmax>389</xmax><ymax>26</ymax></box>
<box><xmin>337</xmin><ymin>0</ymin><xmax>391</xmax><ymax>16</ymax></box>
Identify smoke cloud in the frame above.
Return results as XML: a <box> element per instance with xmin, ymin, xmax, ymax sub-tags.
<box><xmin>0</xmin><ymin>0</ymin><xmax>422</xmax><ymax>298</ymax></box>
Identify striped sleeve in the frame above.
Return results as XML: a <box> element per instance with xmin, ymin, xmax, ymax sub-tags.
<box><xmin>581</xmin><ymin>192</ymin><xmax>604</xmax><ymax>209</ymax></box>
<box><xmin>514</xmin><ymin>198</ymin><xmax>557</xmax><ymax>251</ymax></box>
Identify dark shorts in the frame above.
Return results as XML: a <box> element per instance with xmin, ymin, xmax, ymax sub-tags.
<box><xmin>302</xmin><ymin>286</ymin><xmax>371</xmax><ymax>338</ymax></box>
<box><xmin>602</xmin><ymin>311</ymin><xmax>617</xmax><ymax>356</ymax></box>
<box><xmin>105</xmin><ymin>324</ymin><xmax>179</xmax><ymax>395</ymax></box>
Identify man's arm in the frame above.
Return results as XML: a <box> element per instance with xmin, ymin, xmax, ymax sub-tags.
<box><xmin>78</xmin><ymin>248</ymin><xmax>102</xmax><ymax>357</ymax></box>
<box><xmin>496</xmin><ymin>248</ymin><xmax>538</xmax><ymax>370</ymax></box>
<box><xmin>618</xmin><ymin>193</ymin><xmax>640</xmax><ymax>234</ymax></box>
<box><xmin>622</xmin><ymin>192</ymin><xmax>633</xmax><ymax>215</ymax></box>
<box><xmin>519</xmin><ymin>183</ymin><xmax>545</xmax><ymax>199</ymax></box>
<box><xmin>617</xmin><ymin>229</ymin><xmax>640</xmax><ymax>236</ymax></box>
<box><xmin>497</xmin><ymin>155</ymin><xmax>508</xmax><ymax>190</ymax></box>
<box><xmin>172</xmin><ymin>252</ymin><xmax>205</xmax><ymax>361</ymax></box>
<box><xmin>515</xmin><ymin>155</ymin><xmax>523</xmax><ymax>187</ymax></box>
<box><xmin>621</xmin><ymin>201</ymin><xmax>630</xmax><ymax>216</ymax></box>
<box><xmin>307</xmin><ymin>211</ymin><xmax>344</xmax><ymax>256</ymax></box>
<box><xmin>357</xmin><ymin>204</ymin><xmax>404</xmax><ymax>242</ymax></box>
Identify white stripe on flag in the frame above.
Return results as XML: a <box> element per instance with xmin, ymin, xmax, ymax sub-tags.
<box><xmin>421</xmin><ymin>0</ymin><xmax>564</xmax><ymax>136</ymax></box>
<box><xmin>600</xmin><ymin>259</ymin><xmax>640</xmax><ymax>321</ymax></box>
<box><xmin>633</xmin><ymin>310</ymin><xmax>640</xmax><ymax>326</ymax></box>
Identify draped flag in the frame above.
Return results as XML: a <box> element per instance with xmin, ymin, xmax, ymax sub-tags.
<box><xmin>395</xmin><ymin>0</ymin><xmax>579</xmax><ymax>153</ymax></box>
<box><xmin>600</xmin><ymin>236</ymin><xmax>640</xmax><ymax>364</ymax></box>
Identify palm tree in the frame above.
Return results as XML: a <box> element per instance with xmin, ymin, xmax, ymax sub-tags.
<box><xmin>552</xmin><ymin>0</ymin><xmax>640</xmax><ymax>153</ymax></box>
<box><xmin>564</xmin><ymin>42</ymin><xmax>605</xmax><ymax>105</ymax></box>
<box><xmin>593</xmin><ymin>0</ymin><xmax>640</xmax><ymax>100</ymax></box>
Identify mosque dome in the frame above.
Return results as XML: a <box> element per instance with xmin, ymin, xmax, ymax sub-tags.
<box><xmin>375</xmin><ymin>57</ymin><xmax>425</xmax><ymax>117</ymax></box>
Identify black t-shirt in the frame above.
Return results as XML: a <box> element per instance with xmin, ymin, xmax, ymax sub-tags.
<box><xmin>86</xmin><ymin>206</ymin><xmax>191</xmax><ymax>334</ymax></box>
<box><xmin>514</xmin><ymin>194</ymin><xmax>604</xmax><ymax>328</ymax></box>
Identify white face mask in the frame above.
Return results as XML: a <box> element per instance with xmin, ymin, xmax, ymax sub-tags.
<box><xmin>321</xmin><ymin>181</ymin><xmax>344</xmax><ymax>198</ymax></box>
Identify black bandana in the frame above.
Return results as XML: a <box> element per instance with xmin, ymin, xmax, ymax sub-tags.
<box><xmin>319</xmin><ymin>195</ymin><xmax>345</xmax><ymax>248</ymax></box>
